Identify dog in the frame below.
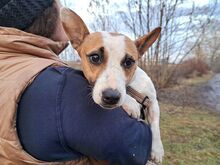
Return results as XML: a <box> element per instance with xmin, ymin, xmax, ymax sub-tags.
<box><xmin>60</xmin><ymin>8</ymin><xmax>164</xmax><ymax>164</ymax></box>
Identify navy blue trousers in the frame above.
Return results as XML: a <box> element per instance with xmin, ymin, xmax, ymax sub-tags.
<box><xmin>17</xmin><ymin>66</ymin><xmax>152</xmax><ymax>165</ymax></box>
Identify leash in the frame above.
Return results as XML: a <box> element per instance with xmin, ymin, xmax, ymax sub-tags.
<box><xmin>140</xmin><ymin>95</ymin><xmax>150</xmax><ymax>120</ymax></box>
<box><xmin>126</xmin><ymin>86</ymin><xmax>151</xmax><ymax>122</ymax></box>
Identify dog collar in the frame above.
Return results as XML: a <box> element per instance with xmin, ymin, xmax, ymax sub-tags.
<box><xmin>126</xmin><ymin>86</ymin><xmax>150</xmax><ymax>121</ymax></box>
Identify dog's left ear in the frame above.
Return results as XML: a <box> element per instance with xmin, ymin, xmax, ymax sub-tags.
<box><xmin>135</xmin><ymin>27</ymin><xmax>161</xmax><ymax>57</ymax></box>
<box><xmin>60</xmin><ymin>7</ymin><xmax>90</xmax><ymax>50</ymax></box>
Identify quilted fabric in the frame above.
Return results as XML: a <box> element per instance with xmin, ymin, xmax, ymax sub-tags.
<box><xmin>0</xmin><ymin>0</ymin><xmax>53</xmax><ymax>30</ymax></box>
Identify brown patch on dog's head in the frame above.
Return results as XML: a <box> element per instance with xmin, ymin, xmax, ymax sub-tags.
<box><xmin>122</xmin><ymin>28</ymin><xmax>161</xmax><ymax>82</ymax></box>
<box><xmin>61</xmin><ymin>8</ymin><xmax>108</xmax><ymax>83</ymax></box>
<box><xmin>135</xmin><ymin>27</ymin><xmax>161</xmax><ymax>57</ymax></box>
<box><xmin>77</xmin><ymin>32</ymin><xmax>108</xmax><ymax>83</ymax></box>
<box><xmin>123</xmin><ymin>36</ymin><xmax>139</xmax><ymax>81</ymax></box>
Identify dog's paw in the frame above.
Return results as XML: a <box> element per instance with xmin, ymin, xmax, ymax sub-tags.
<box><xmin>150</xmin><ymin>140</ymin><xmax>164</xmax><ymax>164</ymax></box>
<box><xmin>122</xmin><ymin>101</ymin><xmax>141</xmax><ymax>119</ymax></box>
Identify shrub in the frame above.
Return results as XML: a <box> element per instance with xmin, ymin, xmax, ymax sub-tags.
<box><xmin>142</xmin><ymin>58</ymin><xmax>210</xmax><ymax>89</ymax></box>
<box><xmin>144</xmin><ymin>64</ymin><xmax>178</xmax><ymax>89</ymax></box>
<box><xmin>177</xmin><ymin>58</ymin><xmax>209</xmax><ymax>78</ymax></box>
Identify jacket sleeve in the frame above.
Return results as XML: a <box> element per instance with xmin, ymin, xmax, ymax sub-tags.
<box><xmin>60</xmin><ymin>68</ymin><xmax>152</xmax><ymax>165</ymax></box>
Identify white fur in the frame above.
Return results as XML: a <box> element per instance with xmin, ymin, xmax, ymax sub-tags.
<box><xmin>123</xmin><ymin>95</ymin><xmax>141</xmax><ymax>118</ymax></box>
<box><xmin>125</xmin><ymin>67</ymin><xmax>164</xmax><ymax>163</ymax></box>
<box><xmin>92</xmin><ymin>32</ymin><xmax>127</xmax><ymax>107</ymax></box>
<box><xmin>91</xmin><ymin>32</ymin><xmax>164</xmax><ymax>163</ymax></box>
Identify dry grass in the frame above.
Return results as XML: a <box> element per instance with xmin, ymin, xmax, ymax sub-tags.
<box><xmin>159</xmin><ymin>73</ymin><xmax>220</xmax><ymax>165</ymax></box>
<box><xmin>143</xmin><ymin>58</ymin><xmax>210</xmax><ymax>89</ymax></box>
<box><xmin>179</xmin><ymin>72</ymin><xmax>214</xmax><ymax>86</ymax></box>
<box><xmin>177</xmin><ymin>58</ymin><xmax>210</xmax><ymax>78</ymax></box>
<box><xmin>160</xmin><ymin>103</ymin><xmax>220</xmax><ymax>165</ymax></box>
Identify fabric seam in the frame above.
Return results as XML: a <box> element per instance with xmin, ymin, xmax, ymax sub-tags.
<box><xmin>55</xmin><ymin>67</ymin><xmax>74</xmax><ymax>153</ymax></box>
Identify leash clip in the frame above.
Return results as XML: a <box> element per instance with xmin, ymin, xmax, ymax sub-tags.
<box><xmin>140</xmin><ymin>95</ymin><xmax>149</xmax><ymax>120</ymax></box>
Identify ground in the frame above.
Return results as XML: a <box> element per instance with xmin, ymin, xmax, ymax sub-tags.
<box><xmin>158</xmin><ymin>73</ymin><xmax>220</xmax><ymax>165</ymax></box>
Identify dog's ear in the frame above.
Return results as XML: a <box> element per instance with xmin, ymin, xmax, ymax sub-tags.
<box><xmin>135</xmin><ymin>27</ymin><xmax>161</xmax><ymax>57</ymax></box>
<box><xmin>60</xmin><ymin>7</ymin><xmax>90</xmax><ymax>50</ymax></box>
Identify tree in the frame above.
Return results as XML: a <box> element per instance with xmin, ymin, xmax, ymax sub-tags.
<box><xmin>67</xmin><ymin>0</ymin><xmax>218</xmax><ymax>87</ymax></box>
<box><xmin>191</xmin><ymin>18</ymin><xmax>220</xmax><ymax>72</ymax></box>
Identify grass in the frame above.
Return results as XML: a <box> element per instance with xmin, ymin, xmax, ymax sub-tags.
<box><xmin>179</xmin><ymin>72</ymin><xmax>214</xmax><ymax>86</ymax></box>
<box><xmin>160</xmin><ymin>103</ymin><xmax>220</xmax><ymax>165</ymax></box>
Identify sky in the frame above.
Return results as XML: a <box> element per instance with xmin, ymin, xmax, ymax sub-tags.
<box><xmin>61</xmin><ymin>0</ymin><xmax>211</xmax><ymax>23</ymax></box>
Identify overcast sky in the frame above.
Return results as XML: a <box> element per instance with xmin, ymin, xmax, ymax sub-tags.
<box><xmin>61</xmin><ymin>0</ymin><xmax>211</xmax><ymax>23</ymax></box>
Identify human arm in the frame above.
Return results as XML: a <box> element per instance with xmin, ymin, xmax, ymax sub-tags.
<box><xmin>61</xmin><ymin>67</ymin><xmax>152</xmax><ymax>165</ymax></box>
<box><xmin>17</xmin><ymin>66</ymin><xmax>152</xmax><ymax>165</ymax></box>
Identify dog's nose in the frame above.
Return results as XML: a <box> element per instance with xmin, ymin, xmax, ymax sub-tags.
<box><xmin>102</xmin><ymin>88</ymin><xmax>121</xmax><ymax>105</ymax></box>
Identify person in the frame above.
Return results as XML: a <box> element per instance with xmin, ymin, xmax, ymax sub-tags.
<box><xmin>0</xmin><ymin>0</ymin><xmax>152</xmax><ymax>164</ymax></box>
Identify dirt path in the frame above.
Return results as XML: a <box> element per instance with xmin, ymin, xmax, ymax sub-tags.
<box><xmin>201</xmin><ymin>74</ymin><xmax>220</xmax><ymax>111</ymax></box>
<box><xmin>158</xmin><ymin>74</ymin><xmax>220</xmax><ymax>112</ymax></box>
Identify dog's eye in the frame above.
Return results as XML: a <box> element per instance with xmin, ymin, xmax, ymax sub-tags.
<box><xmin>88</xmin><ymin>54</ymin><xmax>103</xmax><ymax>65</ymax></box>
<box><xmin>122</xmin><ymin>57</ymin><xmax>135</xmax><ymax>69</ymax></box>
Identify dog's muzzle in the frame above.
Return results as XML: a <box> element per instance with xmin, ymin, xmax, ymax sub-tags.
<box><xmin>101</xmin><ymin>88</ymin><xmax>121</xmax><ymax>108</ymax></box>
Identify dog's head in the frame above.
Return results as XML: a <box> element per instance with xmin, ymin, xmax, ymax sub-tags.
<box><xmin>61</xmin><ymin>8</ymin><xmax>161</xmax><ymax>109</ymax></box>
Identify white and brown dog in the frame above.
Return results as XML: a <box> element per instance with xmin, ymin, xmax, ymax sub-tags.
<box><xmin>61</xmin><ymin>8</ymin><xmax>164</xmax><ymax>164</ymax></box>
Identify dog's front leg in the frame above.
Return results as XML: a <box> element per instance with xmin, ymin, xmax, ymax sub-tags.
<box><xmin>122</xmin><ymin>94</ymin><xmax>141</xmax><ymax>119</ymax></box>
<box><xmin>129</xmin><ymin>67</ymin><xmax>164</xmax><ymax>164</ymax></box>
<box><xmin>148</xmin><ymin>99</ymin><xmax>164</xmax><ymax>164</ymax></box>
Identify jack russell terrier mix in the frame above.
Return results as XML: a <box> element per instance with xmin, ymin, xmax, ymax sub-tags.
<box><xmin>61</xmin><ymin>8</ymin><xmax>164</xmax><ymax>164</ymax></box>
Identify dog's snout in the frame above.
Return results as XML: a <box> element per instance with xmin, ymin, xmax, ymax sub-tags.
<box><xmin>102</xmin><ymin>88</ymin><xmax>121</xmax><ymax>105</ymax></box>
